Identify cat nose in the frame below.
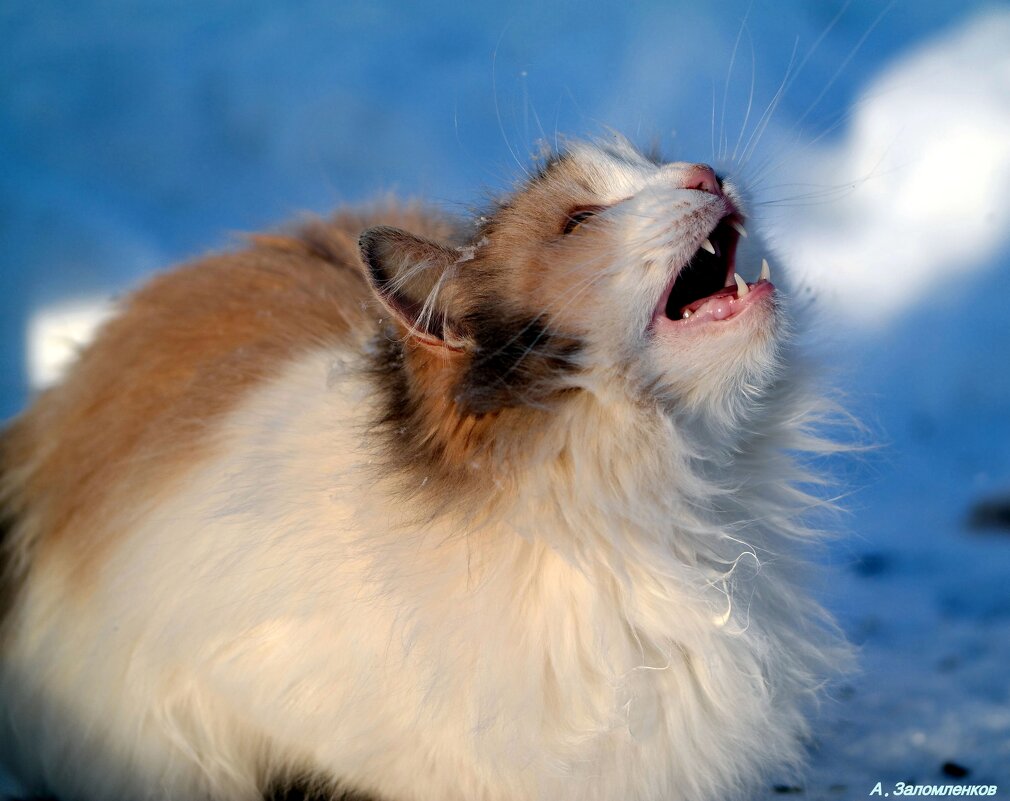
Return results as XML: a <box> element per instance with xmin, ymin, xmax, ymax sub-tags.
<box><xmin>681</xmin><ymin>164</ymin><xmax>722</xmax><ymax>195</ymax></box>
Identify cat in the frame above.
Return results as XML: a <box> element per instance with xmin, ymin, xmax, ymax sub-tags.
<box><xmin>0</xmin><ymin>135</ymin><xmax>846</xmax><ymax>801</ymax></box>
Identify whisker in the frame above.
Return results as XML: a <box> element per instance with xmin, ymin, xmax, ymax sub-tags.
<box><xmin>740</xmin><ymin>0</ymin><xmax>893</xmax><ymax>193</ymax></box>
<box><xmin>792</xmin><ymin>1</ymin><xmax>894</xmax><ymax>135</ymax></box>
<box><xmin>710</xmin><ymin>80</ymin><xmax>718</xmax><ymax>165</ymax></box>
<box><xmin>737</xmin><ymin>36</ymin><xmax>800</xmax><ymax>171</ymax></box>
<box><xmin>750</xmin><ymin>144</ymin><xmax>907</xmax><ymax>208</ymax></box>
<box><xmin>491</xmin><ymin>25</ymin><xmax>532</xmax><ymax>180</ymax></box>
<box><xmin>737</xmin><ymin>1</ymin><xmax>855</xmax><ymax>174</ymax></box>
<box><xmin>730</xmin><ymin>22</ymin><xmax>757</xmax><ymax>165</ymax></box>
<box><xmin>719</xmin><ymin>2</ymin><xmax>751</xmax><ymax>164</ymax></box>
<box><xmin>719</xmin><ymin>3</ymin><xmax>751</xmax><ymax>163</ymax></box>
<box><xmin>744</xmin><ymin>79</ymin><xmax>908</xmax><ymax>200</ymax></box>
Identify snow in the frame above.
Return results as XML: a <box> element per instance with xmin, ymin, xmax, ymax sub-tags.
<box><xmin>2</xmin><ymin>0</ymin><xmax>1009</xmax><ymax>796</ymax></box>
<box><xmin>780</xmin><ymin>9</ymin><xmax>1010</xmax><ymax>328</ymax></box>
<box><xmin>26</xmin><ymin>296</ymin><xmax>114</xmax><ymax>389</ymax></box>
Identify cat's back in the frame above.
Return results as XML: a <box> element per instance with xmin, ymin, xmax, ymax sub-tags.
<box><xmin>0</xmin><ymin>203</ymin><xmax>453</xmax><ymax>586</ymax></box>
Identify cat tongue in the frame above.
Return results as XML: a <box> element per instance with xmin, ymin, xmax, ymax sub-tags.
<box><xmin>679</xmin><ymin>280</ymin><xmax>774</xmax><ymax>323</ymax></box>
<box><xmin>682</xmin><ymin>286</ymin><xmax>738</xmax><ymax>318</ymax></box>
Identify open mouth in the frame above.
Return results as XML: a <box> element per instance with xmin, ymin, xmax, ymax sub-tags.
<box><xmin>656</xmin><ymin>214</ymin><xmax>774</xmax><ymax>326</ymax></box>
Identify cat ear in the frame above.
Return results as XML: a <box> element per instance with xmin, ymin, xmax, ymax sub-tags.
<box><xmin>358</xmin><ymin>226</ymin><xmax>467</xmax><ymax>350</ymax></box>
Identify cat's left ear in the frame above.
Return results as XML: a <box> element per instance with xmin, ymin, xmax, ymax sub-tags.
<box><xmin>358</xmin><ymin>226</ymin><xmax>468</xmax><ymax>351</ymax></box>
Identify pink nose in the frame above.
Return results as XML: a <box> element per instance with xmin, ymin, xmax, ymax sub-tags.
<box><xmin>682</xmin><ymin>164</ymin><xmax>721</xmax><ymax>195</ymax></box>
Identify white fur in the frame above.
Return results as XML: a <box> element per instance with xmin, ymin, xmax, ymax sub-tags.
<box><xmin>1</xmin><ymin>353</ymin><xmax>843</xmax><ymax>801</ymax></box>
<box><xmin>0</xmin><ymin>140</ymin><xmax>847</xmax><ymax>801</ymax></box>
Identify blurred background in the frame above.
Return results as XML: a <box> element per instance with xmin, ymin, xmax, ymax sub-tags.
<box><xmin>2</xmin><ymin>0</ymin><xmax>1009</xmax><ymax>795</ymax></box>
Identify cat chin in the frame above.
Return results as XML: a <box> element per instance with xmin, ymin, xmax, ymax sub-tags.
<box><xmin>639</xmin><ymin>310</ymin><xmax>785</xmax><ymax>425</ymax></box>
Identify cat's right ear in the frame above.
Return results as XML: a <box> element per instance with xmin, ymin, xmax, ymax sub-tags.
<box><xmin>358</xmin><ymin>226</ymin><xmax>467</xmax><ymax>351</ymax></box>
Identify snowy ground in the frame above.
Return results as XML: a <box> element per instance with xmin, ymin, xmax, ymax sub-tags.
<box><xmin>2</xmin><ymin>0</ymin><xmax>1009</xmax><ymax>797</ymax></box>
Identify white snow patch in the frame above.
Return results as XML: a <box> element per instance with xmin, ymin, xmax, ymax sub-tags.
<box><xmin>28</xmin><ymin>296</ymin><xmax>115</xmax><ymax>390</ymax></box>
<box><xmin>777</xmin><ymin>8</ymin><xmax>1010</xmax><ymax>327</ymax></box>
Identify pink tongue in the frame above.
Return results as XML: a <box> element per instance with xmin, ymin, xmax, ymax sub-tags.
<box><xmin>709</xmin><ymin>297</ymin><xmax>735</xmax><ymax>320</ymax></box>
<box><xmin>683</xmin><ymin>285</ymin><xmax>737</xmax><ymax>316</ymax></box>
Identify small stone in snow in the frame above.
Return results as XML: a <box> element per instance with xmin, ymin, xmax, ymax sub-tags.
<box><xmin>941</xmin><ymin>761</ymin><xmax>970</xmax><ymax>778</ymax></box>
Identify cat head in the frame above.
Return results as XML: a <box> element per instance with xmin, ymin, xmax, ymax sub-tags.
<box><xmin>359</xmin><ymin>136</ymin><xmax>783</xmax><ymax>438</ymax></box>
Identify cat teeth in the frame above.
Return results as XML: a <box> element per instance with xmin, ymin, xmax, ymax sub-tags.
<box><xmin>682</xmin><ymin>310</ymin><xmax>692</xmax><ymax>319</ymax></box>
<box><xmin>734</xmin><ymin>273</ymin><xmax>749</xmax><ymax>298</ymax></box>
<box><xmin>730</xmin><ymin>221</ymin><xmax>748</xmax><ymax>238</ymax></box>
<box><xmin>760</xmin><ymin>258</ymin><xmax>771</xmax><ymax>281</ymax></box>
<box><xmin>700</xmin><ymin>238</ymin><xmax>716</xmax><ymax>255</ymax></box>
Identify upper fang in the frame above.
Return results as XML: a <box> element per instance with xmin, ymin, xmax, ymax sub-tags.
<box><xmin>700</xmin><ymin>238</ymin><xmax>716</xmax><ymax>255</ymax></box>
<box><xmin>731</xmin><ymin>221</ymin><xmax>748</xmax><ymax>238</ymax></box>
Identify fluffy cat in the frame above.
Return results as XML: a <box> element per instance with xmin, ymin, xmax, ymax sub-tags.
<box><xmin>0</xmin><ymin>136</ymin><xmax>846</xmax><ymax>801</ymax></box>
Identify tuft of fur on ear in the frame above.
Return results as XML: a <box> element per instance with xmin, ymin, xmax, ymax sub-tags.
<box><xmin>358</xmin><ymin>226</ymin><xmax>466</xmax><ymax>350</ymax></box>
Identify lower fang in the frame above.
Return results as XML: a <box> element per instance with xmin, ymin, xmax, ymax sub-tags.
<box><xmin>734</xmin><ymin>273</ymin><xmax>750</xmax><ymax>297</ymax></box>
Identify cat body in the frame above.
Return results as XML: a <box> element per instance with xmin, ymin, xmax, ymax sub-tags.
<box><xmin>0</xmin><ymin>139</ymin><xmax>843</xmax><ymax>801</ymax></box>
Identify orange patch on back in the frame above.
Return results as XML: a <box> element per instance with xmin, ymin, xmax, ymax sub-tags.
<box><xmin>0</xmin><ymin>204</ymin><xmax>456</xmax><ymax>584</ymax></box>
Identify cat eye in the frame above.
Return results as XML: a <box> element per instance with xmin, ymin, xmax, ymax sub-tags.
<box><xmin>562</xmin><ymin>206</ymin><xmax>606</xmax><ymax>235</ymax></box>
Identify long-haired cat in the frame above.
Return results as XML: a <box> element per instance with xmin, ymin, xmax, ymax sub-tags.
<box><xmin>0</xmin><ymin>136</ymin><xmax>846</xmax><ymax>801</ymax></box>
